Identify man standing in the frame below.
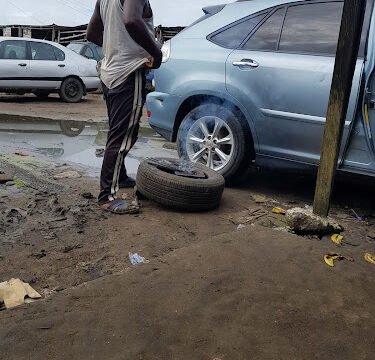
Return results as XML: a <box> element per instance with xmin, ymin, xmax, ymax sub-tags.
<box><xmin>87</xmin><ymin>0</ymin><xmax>162</xmax><ymax>214</ymax></box>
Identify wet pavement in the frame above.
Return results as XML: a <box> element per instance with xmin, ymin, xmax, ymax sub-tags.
<box><xmin>0</xmin><ymin>115</ymin><xmax>177</xmax><ymax>177</ymax></box>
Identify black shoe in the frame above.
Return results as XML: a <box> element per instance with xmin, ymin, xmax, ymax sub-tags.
<box><xmin>119</xmin><ymin>176</ymin><xmax>136</xmax><ymax>189</ymax></box>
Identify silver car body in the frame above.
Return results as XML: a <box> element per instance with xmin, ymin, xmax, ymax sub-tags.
<box><xmin>147</xmin><ymin>0</ymin><xmax>375</xmax><ymax>178</ymax></box>
<box><xmin>0</xmin><ymin>37</ymin><xmax>99</xmax><ymax>94</ymax></box>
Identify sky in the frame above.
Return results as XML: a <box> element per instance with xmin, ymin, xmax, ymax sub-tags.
<box><xmin>0</xmin><ymin>0</ymin><xmax>233</xmax><ymax>27</ymax></box>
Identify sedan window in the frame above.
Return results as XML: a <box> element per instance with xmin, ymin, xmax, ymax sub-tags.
<box><xmin>210</xmin><ymin>13</ymin><xmax>267</xmax><ymax>49</ymax></box>
<box><xmin>30</xmin><ymin>42</ymin><xmax>58</xmax><ymax>61</ymax></box>
<box><xmin>0</xmin><ymin>40</ymin><xmax>27</xmax><ymax>60</ymax></box>
<box><xmin>243</xmin><ymin>8</ymin><xmax>285</xmax><ymax>51</ymax></box>
<box><xmin>279</xmin><ymin>2</ymin><xmax>344</xmax><ymax>55</ymax></box>
<box><xmin>53</xmin><ymin>47</ymin><xmax>66</xmax><ymax>61</ymax></box>
<box><xmin>83</xmin><ymin>46</ymin><xmax>94</xmax><ymax>59</ymax></box>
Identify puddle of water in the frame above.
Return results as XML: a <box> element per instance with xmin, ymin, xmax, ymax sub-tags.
<box><xmin>0</xmin><ymin>116</ymin><xmax>177</xmax><ymax>177</ymax></box>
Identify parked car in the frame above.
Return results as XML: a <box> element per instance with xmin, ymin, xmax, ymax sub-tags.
<box><xmin>0</xmin><ymin>37</ymin><xmax>100</xmax><ymax>102</ymax></box>
<box><xmin>67</xmin><ymin>41</ymin><xmax>103</xmax><ymax>63</ymax></box>
<box><xmin>147</xmin><ymin>0</ymin><xmax>375</xmax><ymax>181</ymax></box>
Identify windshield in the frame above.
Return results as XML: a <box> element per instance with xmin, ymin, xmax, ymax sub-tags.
<box><xmin>67</xmin><ymin>43</ymin><xmax>84</xmax><ymax>54</ymax></box>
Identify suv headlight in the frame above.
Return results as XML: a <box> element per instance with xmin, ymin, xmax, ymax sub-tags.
<box><xmin>161</xmin><ymin>40</ymin><xmax>171</xmax><ymax>63</ymax></box>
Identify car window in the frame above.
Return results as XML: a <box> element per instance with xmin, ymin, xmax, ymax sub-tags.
<box><xmin>83</xmin><ymin>46</ymin><xmax>94</xmax><ymax>59</ymax></box>
<box><xmin>0</xmin><ymin>40</ymin><xmax>27</xmax><ymax>60</ymax></box>
<box><xmin>243</xmin><ymin>8</ymin><xmax>285</xmax><ymax>51</ymax></box>
<box><xmin>279</xmin><ymin>2</ymin><xmax>344</xmax><ymax>55</ymax></box>
<box><xmin>53</xmin><ymin>46</ymin><xmax>65</xmax><ymax>61</ymax></box>
<box><xmin>95</xmin><ymin>45</ymin><xmax>103</xmax><ymax>59</ymax></box>
<box><xmin>30</xmin><ymin>42</ymin><xmax>58</xmax><ymax>61</ymax></box>
<box><xmin>210</xmin><ymin>13</ymin><xmax>267</xmax><ymax>49</ymax></box>
<box><xmin>67</xmin><ymin>43</ymin><xmax>84</xmax><ymax>53</ymax></box>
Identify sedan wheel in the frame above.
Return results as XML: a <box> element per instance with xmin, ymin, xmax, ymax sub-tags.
<box><xmin>178</xmin><ymin>104</ymin><xmax>250</xmax><ymax>181</ymax></box>
<box><xmin>59</xmin><ymin>77</ymin><xmax>84</xmax><ymax>103</ymax></box>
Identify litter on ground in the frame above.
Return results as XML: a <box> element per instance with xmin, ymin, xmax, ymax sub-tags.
<box><xmin>364</xmin><ymin>253</ymin><xmax>375</xmax><ymax>265</ymax></box>
<box><xmin>0</xmin><ymin>278</ymin><xmax>42</xmax><ymax>310</ymax></box>
<box><xmin>324</xmin><ymin>253</ymin><xmax>354</xmax><ymax>267</ymax></box>
<box><xmin>128</xmin><ymin>252</ymin><xmax>149</xmax><ymax>266</ymax></box>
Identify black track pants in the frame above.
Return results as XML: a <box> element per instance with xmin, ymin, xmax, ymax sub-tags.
<box><xmin>99</xmin><ymin>69</ymin><xmax>145</xmax><ymax>204</ymax></box>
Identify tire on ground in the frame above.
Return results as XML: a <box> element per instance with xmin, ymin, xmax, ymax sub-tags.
<box><xmin>59</xmin><ymin>77</ymin><xmax>84</xmax><ymax>103</ymax></box>
<box><xmin>136</xmin><ymin>159</ymin><xmax>225</xmax><ymax>212</ymax></box>
<box><xmin>178</xmin><ymin>104</ymin><xmax>251</xmax><ymax>182</ymax></box>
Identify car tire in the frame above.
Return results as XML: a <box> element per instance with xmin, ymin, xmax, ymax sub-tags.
<box><xmin>178</xmin><ymin>104</ymin><xmax>250</xmax><ymax>181</ymax></box>
<box><xmin>59</xmin><ymin>77</ymin><xmax>84</xmax><ymax>103</ymax></box>
<box><xmin>34</xmin><ymin>90</ymin><xmax>50</xmax><ymax>99</ymax></box>
<box><xmin>136</xmin><ymin>158</ymin><xmax>225</xmax><ymax>212</ymax></box>
<box><xmin>59</xmin><ymin>120</ymin><xmax>85</xmax><ymax>137</ymax></box>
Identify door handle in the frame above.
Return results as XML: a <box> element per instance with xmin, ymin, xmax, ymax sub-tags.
<box><xmin>58</xmin><ymin>64</ymin><xmax>66</xmax><ymax>68</ymax></box>
<box><xmin>232</xmin><ymin>59</ymin><xmax>259</xmax><ymax>68</ymax></box>
<box><xmin>18</xmin><ymin>63</ymin><xmax>27</xmax><ymax>67</ymax></box>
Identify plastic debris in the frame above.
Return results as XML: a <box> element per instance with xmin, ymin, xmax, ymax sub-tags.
<box><xmin>128</xmin><ymin>252</ymin><xmax>149</xmax><ymax>266</ymax></box>
<box><xmin>272</xmin><ymin>207</ymin><xmax>287</xmax><ymax>215</ymax></box>
<box><xmin>350</xmin><ymin>209</ymin><xmax>363</xmax><ymax>221</ymax></box>
<box><xmin>364</xmin><ymin>253</ymin><xmax>375</xmax><ymax>265</ymax></box>
<box><xmin>0</xmin><ymin>278</ymin><xmax>42</xmax><ymax>310</ymax></box>
<box><xmin>331</xmin><ymin>234</ymin><xmax>344</xmax><ymax>246</ymax></box>
<box><xmin>324</xmin><ymin>253</ymin><xmax>354</xmax><ymax>267</ymax></box>
<box><xmin>237</xmin><ymin>224</ymin><xmax>246</xmax><ymax>230</ymax></box>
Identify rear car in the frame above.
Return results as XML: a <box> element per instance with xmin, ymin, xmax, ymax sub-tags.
<box><xmin>0</xmin><ymin>37</ymin><xmax>100</xmax><ymax>102</ymax></box>
<box><xmin>147</xmin><ymin>0</ymin><xmax>375</xmax><ymax>181</ymax></box>
<box><xmin>67</xmin><ymin>41</ymin><xmax>103</xmax><ymax>63</ymax></box>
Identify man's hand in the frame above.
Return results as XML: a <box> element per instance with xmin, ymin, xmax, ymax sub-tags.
<box><xmin>146</xmin><ymin>52</ymin><xmax>162</xmax><ymax>69</ymax></box>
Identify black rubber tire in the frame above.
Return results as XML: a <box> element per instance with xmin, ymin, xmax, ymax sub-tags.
<box><xmin>136</xmin><ymin>158</ymin><xmax>225</xmax><ymax>212</ymax></box>
<box><xmin>59</xmin><ymin>77</ymin><xmax>84</xmax><ymax>103</ymax></box>
<box><xmin>34</xmin><ymin>90</ymin><xmax>50</xmax><ymax>99</ymax></box>
<box><xmin>59</xmin><ymin>120</ymin><xmax>85</xmax><ymax>137</ymax></box>
<box><xmin>177</xmin><ymin>104</ymin><xmax>250</xmax><ymax>182</ymax></box>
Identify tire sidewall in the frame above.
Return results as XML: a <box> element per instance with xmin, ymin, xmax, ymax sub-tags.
<box><xmin>177</xmin><ymin>104</ymin><xmax>247</xmax><ymax>180</ymax></box>
<box><xmin>60</xmin><ymin>77</ymin><xmax>83</xmax><ymax>103</ymax></box>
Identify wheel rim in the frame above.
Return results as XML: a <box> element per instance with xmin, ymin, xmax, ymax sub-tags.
<box><xmin>65</xmin><ymin>81</ymin><xmax>79</xmax><ymax>98</ymax></box>
<box><xmin>186</xmin><ymin>116</ymin><xmax>234</xmax><ymax>171</ymax></box>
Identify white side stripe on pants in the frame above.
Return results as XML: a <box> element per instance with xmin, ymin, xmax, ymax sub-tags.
<box><xmin>110</xmin><ymin>70</ymin><xmax>142</xmax><ymax>195</ymax></box>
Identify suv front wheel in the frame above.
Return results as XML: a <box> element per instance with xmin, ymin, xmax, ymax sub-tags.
<box><xmin>177</xmin><ymin>104</ymin><xmax>250</xmax><ymax>181</ymax></box>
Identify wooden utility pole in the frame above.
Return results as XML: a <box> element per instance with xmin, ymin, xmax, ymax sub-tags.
<box><xmin>313</xmin><ymin>0</ymin><xmax>367</xmax><ymax>217</ymax></box>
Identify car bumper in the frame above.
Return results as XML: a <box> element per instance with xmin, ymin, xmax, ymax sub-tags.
<box><xmin>146</xmin><ymin>91</ymin><xmax>181</xmax><ymax>142</ymax></box>
<box><xmin>82</xmin><ymin>77</ymin><xmax>100</xmax><ymax>92</ymax></box>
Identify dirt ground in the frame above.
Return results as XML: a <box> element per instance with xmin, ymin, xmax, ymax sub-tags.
<box><xmin>0</xmin><ymin>95</ymin><xmax>374</xmax><ymax>359</ymax></box>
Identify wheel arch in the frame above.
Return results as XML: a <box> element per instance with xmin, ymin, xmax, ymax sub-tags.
<box><xmin>173</xmin><ymin>94</ymin><xmax>255</xmax><ymax>161</ymax></box>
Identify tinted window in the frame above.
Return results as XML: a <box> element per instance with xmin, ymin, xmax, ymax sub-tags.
<box><xmin>30</xmin><ymin>42</ymin><xmax>57</xmax><ymax>60</ymax></box>
<box><xmin>83</xmin><ymin>46</ymin><xmax>94</xmax><ymax>59</ymax></box>
<box><xmin>279</xmin><ymin>2</ymin><xmax>344</xmax><ymax>55</ymax></box>
<box><xmin>210</xmin><ymin>13</ymin><xmax>267</xmax><ymax>48</ymax></box>
<box><xmin>53</xmin><ymin>46</ymin><xmax>65</xmax><ymax>61</ymax></box>
<box><xmin>243</xmin><ymin>8</ymin><xmax>285</xmax><ymax>51</ymax></box>
<box><xmin>0</xmin><ymin>40</ymin><xmax>26</xmax><ymax>60</ymax></box>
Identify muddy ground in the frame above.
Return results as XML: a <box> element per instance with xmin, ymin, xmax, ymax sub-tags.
<box><xmin>0</xmin><ymin>95</ymin><xmax>374</xmax><ymax>359</ymax></box>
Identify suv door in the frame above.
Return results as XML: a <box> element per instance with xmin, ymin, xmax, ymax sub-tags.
<box><xmin>225</xmin><ymin>0</ymin><xmax>363</xmax><ymax>165</ymax></box>
<box><xmin>28</xmin><ymin>41</ymin><xmax>67</xmax><ymax>89</ymax></box>
<box><xmin>0</xmin><ymin>40</ymin><xmax>30</xmax><ymax>89</ymax></box>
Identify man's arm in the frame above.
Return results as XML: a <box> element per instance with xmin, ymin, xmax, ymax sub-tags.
<box><xmin>87</xmin><ymin>0</ymin><xmax>104</xmax><ymax>46</ymax></box>
<box><xmin>123</xmin><ymin>0</ymin><xmax>162</xmax><ymax>69</ymax></box>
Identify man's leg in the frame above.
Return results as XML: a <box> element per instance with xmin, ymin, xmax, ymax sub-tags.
<box><xmin>99</xmin><ymin>69</ymin><xmax>145</xmax><ymax>205</ymax></box>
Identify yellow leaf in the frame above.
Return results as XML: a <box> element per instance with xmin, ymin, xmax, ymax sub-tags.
<box><xmin>272</xmin><ymin>207</ymin><xmax>287</xmax><ymax>215</ymax></box>
<box><xmin>324</xmin><ymin>254</ymin><xmax>339</xmax><ymax>267</ymax></box>
<box><xmin>364</xmin><ymin>253</ymin><xmax>375</xmax><ymax>265</ymax></box>
<box><xmin>331</xmin><ymin>234</ymin><xmax>343</xmax><ymax>246</ymax></box>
